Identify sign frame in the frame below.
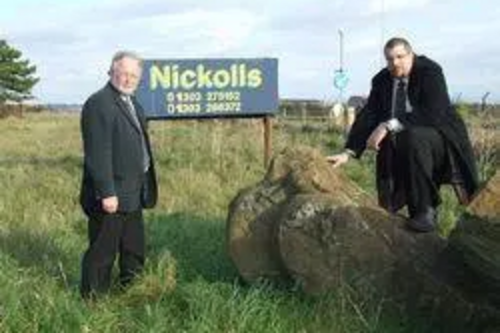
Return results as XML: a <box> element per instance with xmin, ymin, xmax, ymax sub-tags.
<box><xmin>136</xmin><ymin>58</ymin><xmax>279</xmax><ymax>120</ymax></box>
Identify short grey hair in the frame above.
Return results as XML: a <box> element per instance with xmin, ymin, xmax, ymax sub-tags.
<box><xmin>109</xmin><ymin>50</ymin><xmax>143</xmax><ymax>73</ymax></box>
<box><xmin>384</xmin><ymin>37</ymin><xmax>413</xmax><ymax>54</ymax></box>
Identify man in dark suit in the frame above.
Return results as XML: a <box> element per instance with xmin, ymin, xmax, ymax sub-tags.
<box><xmin>327</xmin><ymin>37</ymin><xmax>478</xmax><ymax>232</ymax></box>
<box><xmin>79</xmin><ymin>50</ymin><xmax>158</xmax><ymax>298</ymax></box>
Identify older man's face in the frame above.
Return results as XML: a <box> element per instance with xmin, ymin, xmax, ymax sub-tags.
<box><xmin>385</xmin><ymin>44</ymin><xmax>413</xmax><ymax>78</ymax></box>
<box><xmin>110</xmin><ymin>56</ymin><xmax>142</xmax><ymax>95</ymax></box>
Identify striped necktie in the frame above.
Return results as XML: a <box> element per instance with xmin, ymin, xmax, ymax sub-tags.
<box><xmin>124</xmin><ymin>95</ymin><xmax>151</xmax><ymax>172</ymax></box>
<box><xmin>124</xmin><ymin>96</ymin><xmax>141</xmax><ymax>129</ymax></box>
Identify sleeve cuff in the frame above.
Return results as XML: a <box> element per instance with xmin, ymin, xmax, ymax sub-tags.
<box><xmin>344</xmin><ymin>149</ymin><xmax>356</xmax><ymax>157</ymax></box>
<box><xmin>385</xmin><ymin>118</ymin><xmax>404</xmax><ymax>133</ymax></box>
<box><xmin>95</xmin><ymin>181</ymin><xmax>115</xmax><ymax>199</ymax></box>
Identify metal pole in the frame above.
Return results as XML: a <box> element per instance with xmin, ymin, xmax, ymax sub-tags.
<box><xmin>338</xmin><ymin>29</ymin><xmax>344</xmax><ymax>72</ymax></box>
<box><xmin>263</xmin><ymin>116</ymin><xmax>272</xmax><ymax>169</ymax></box>
<box><xmin>338</xmin><ymin>29</ymin><xmax>348</xmax><ymax>136</ymax></box>
<box><xmin>380</xmin><ymin>0</ymin><xmax>385</xmax><ymax>67</ymax></box>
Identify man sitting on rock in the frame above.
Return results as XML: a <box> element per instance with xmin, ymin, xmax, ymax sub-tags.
<box><xmin>327</xmin><ymin>37</ymin><xmax>478</xmax><ymax>232</ymax></box>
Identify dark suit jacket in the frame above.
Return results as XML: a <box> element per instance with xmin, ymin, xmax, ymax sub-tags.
<box><xmin>80</xmin><ymin>82</ymin><xmax>158</xmax><ymax>215</ymax></box>
<box><xmin>345</xmin><ymin>55</ymin><xmax>478</xmax><ymax>210</ymax></box>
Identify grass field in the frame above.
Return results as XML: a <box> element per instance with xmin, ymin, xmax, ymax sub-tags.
<box><xmin>0</xmin><ymin>111</ymin><xmax>494</xmax><ymax>332</ymax></box>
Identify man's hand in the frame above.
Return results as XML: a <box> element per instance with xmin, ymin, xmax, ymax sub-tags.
<box><xmin>102</xmin><ymin>196</ymin><xmax>119</xmax><ymax>213</ymax></box>
<box><xmin>326</xmin><ymin>152</ymin><xmax>350</xmax><ymax>168</ymax></box>
<box><xmin>366</xmin><ymin>123</ymin><xmax>389</xmax><ymax>151</ymax></box>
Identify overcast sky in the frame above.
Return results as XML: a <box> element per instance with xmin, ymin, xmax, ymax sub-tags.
<box><xmin>1</xmin><ymin>0</ymin><xmax>499</xmax><ymax>103</ymax></box>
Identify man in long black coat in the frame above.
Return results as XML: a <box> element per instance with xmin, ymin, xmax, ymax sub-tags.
<box><xmin>79</xmin><ymin>50</ymin><xmax>158</xmax><ymax>297</ymax></box>
<box><xmin>328</xmin><ymin>37</ymin><xmax>478</xmax><ymax>232</ymax></box>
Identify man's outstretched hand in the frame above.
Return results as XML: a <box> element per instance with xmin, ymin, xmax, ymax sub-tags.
<box><xmin>326</xmin><ymin>152</ymin><xmax>350</xmax><ymax>168</ymax></box>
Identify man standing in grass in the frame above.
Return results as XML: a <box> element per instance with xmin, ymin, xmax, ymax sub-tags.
<box><xmin>327</xmin><ymin>37</ymin><xmax>478</xmax><ymax>232</ymax></box>
<box><xmin>79</xmin><ymin>51</ymin><xmax>157</xmax><ymax>298</ymax></box>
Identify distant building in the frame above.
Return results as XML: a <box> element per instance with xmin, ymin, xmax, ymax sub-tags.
<box><xmin>279</xmin><ymin>98</ymin><xmax>330</xmax><ymax>118</ymax></box>
<box><xmin>3</xmin><ymin>98</ymin><xmax>42</xmax><ymax>106</ymax></box>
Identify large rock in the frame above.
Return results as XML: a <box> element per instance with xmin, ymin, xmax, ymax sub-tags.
<box><xmin>467</xmin><ymin>170</ymin><xmax>500</xmax><ymax>219</ymax></box>
<box><xmin>278</xmin><ymin>196</ymin><xmax>393</xmax><ymax>293</ymax></box>
<box><xmin>276</xmin><ymin>194</ymin><xmax>455</xmax><ymax>305</ymax></box>
<box><xmin>445</xmin><ymin>170</ymin><xmax>500</xmax><ymax>313</ymax></box>
<box><xmin>226</xmin><ymin>182</ymin><xmax>288</xmax><ymax>282</ymax></box>
<box><xmin>226</xmin><ymin>146</ymin><xmax>500</xmax><ymax>331</ymax></box>
<box><xmin>226</xmin><ymin>146</ymin><xmax>374</xmax><ymax>282</ymax></box>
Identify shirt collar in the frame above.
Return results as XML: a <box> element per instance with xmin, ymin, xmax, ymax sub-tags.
<box><xmin>393</xmin><ymin>77</ymin><xmax>409</xmax><ymax>85</ymax></box>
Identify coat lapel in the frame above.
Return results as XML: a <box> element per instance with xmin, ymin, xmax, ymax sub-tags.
<box><xmin>380</xmin><ymin>71</ymin><xmax>393</xmax><ymax>117</ymax></box>
<box><xmin>114</xmin><ymin>94</ymin><xmax>143</xmax><ymax>134</ymax></box>
<box><xmin>407</xmin><ymin>56</ymin><xmax>422</xmax><ymax>108</ymax></box>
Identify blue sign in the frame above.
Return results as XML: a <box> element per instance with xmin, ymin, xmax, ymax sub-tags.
<box><xmin>136</xmin><ymin>58</ymin><xmax>278</xmax><ymax>119</ymax></box>
<box><xmin>333</xmin><ymin>70</ymin><xmax>349</xmax><ymax>91</ymax></box>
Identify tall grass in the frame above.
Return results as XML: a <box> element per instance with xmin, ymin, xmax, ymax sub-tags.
<box><xmin>1</xmin><ymin>112</ymin><xmax>492</xmax><ymax>332</ymax></box>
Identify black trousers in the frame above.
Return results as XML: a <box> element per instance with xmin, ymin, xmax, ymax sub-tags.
<box><xmin>394</xmin><ymin>127</ymin><xmax>447</xmax><ymax>217</ymax></box>
<box><xmin>80</xmin><ymin>210</ymin><xmax>145</xmax><ymax>297</ymax></box>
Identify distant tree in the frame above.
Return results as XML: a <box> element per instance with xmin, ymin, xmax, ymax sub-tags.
<box><xmin>0</xmin><ymin>40</ymin><xmax>39</xmax><ymax>104</ymax></box>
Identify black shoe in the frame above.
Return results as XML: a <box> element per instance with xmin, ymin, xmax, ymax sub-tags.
<box><xmin>406</xmin><ymin>207</ymin><xmax>436</xmax><ymax>232</ymax></box>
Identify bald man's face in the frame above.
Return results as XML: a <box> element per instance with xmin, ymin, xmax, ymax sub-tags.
<box><xmin>385</xmin><ymin>44</ymin><xmax>414</xmax><ymax>78</ymax></box>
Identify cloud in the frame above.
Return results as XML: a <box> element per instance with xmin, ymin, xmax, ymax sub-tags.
<box><xmin>366</xmin><ymin>0</ymin><xmax>432</xmax><ymax>15</ymax></box>
<box><xmin>138</xmin><ymin>9</ymin><xmax>261</xmax><ymax>56</ymax></box>
<box><xmin>2</xmin><ymin>0</ymin><xmax>499</xmax><ymax>102</ymax></box>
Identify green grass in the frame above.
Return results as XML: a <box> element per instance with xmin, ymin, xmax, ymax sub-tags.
<box><xmin>0</xmin><ymin>112</ymin><xmax>483</xmax><ymax>332</ymax></box>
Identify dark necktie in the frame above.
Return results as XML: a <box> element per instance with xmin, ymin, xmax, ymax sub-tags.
<box><xmin>124</xmin><ymin>96</ymin><xmax>151</xmax><ymax>172</ymax></box>
<box><xmin>395</xmin><ymin>79</ymin><xmax>407</xmax><ymax>117</ymax></box>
